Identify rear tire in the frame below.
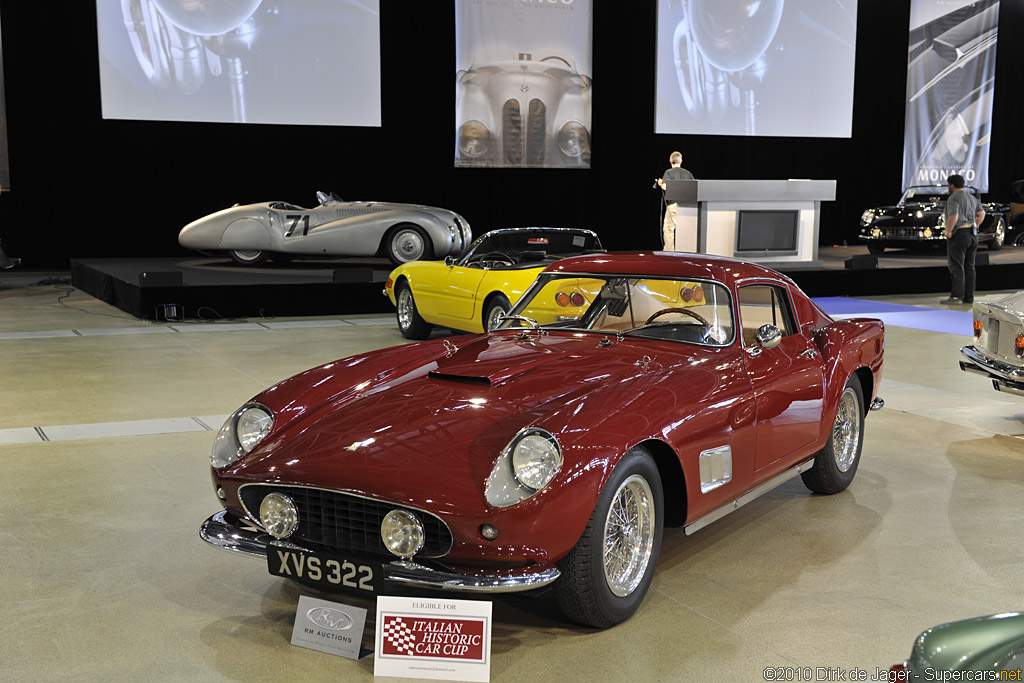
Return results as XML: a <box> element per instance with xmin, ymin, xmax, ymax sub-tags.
<box><xmin>229</xmin><ymin>249</ymin><xmax>269</xmax><ymax>266</ymax></box>
<box><xmin>386</xmin><ymin>225</ymin><xmax>433</xmax><ymax>265</ymax></box>
<box><xmin>556</xmin><ymin>447</ymin><xmax>663</xmax><ymax>628</ymax></box>
<box><xmin>395</xmin><ymin>282</ymin><xmax>433</xmax><ymax>340</ymax></box>
<box><xmin>801</xmin><ymin>377</ymin><xmax>864</xmax><ymax>494</ymax></box>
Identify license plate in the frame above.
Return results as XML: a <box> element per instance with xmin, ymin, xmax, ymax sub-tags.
<box><xmin>267</xmin><ymin>544</ymin><xmax>383</xmax><ymax>594</ymax></box>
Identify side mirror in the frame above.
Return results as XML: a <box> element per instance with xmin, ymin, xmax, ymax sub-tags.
<box><xmin>755</xmin><ymin>324</ymin><xmax>782</xmax><ymax>349</ymax></box>
<box><xmin>445</xmin><ymin>256</ymin><xmax>455</xmax><ymax>267</ymax></box>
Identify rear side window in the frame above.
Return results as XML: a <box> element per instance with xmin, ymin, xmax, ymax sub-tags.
<box><xmin>737</xmin><ymin>284</ymin><xmax>796</xmax><ymax>346</ymax></box>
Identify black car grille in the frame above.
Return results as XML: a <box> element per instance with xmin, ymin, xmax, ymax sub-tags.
<box><xmin>239</xmin><ymin>484</ymin><xmax>453</xmax><ymax>559</ymax></box>
<box><xmin>502</xmin><ymin>98</ymin><xmax>547</xmax><ymax>166</ymax></box>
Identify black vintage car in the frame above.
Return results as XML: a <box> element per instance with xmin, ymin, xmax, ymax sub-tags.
<box><xmin>858</xmin><ymin>185</ymin><xmax>1011</xmax><ymax>254</ymax></box>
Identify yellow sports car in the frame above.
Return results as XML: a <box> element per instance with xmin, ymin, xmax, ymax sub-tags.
<box><xmin>384</xmin><ymin>227</ymin><xmax>603</xmax><ymax>339</ymax></box>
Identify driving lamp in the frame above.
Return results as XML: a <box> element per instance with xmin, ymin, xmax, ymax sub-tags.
<box><xmin>260</xmin><ymin>492</ymin><xmax>299</xmax><ymax>539</ymax></box>
<box><xmin>381</xmin><ymin>510</ymin><xmax>425</xmax><ymax>558</ymax></box>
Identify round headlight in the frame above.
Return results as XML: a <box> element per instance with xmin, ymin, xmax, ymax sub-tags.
<box><xmin>511</xmin><ymin>429</ymin><xmax>562</xmax><ymax>491</ymax></box>
<box><xmin>860</xmin><ymin>210</ymin><xmax>874</xmax><ymax>225</ymax></box>
<box><xmin>260</xmin><ymin>492</ymin><xmax>298</xmax><ymax>539</ymax></box>
<box><xmin>458</xmin><ymin>120</ymin><xmax>490</xmax><ymax>158</ymax></box>
<box><xmin>557</xmin><ymin>121</ymin><xmax>590</xmax><ymax>158</ymax></box>
<box><xmin>236</xmin><ymin>405</ymin><xmax>273</xmax><ymax>454</ymax></box>
<box><xmin>381</xmin><ymin>510</ymin><xmax>424</xmax><ymax>558</ymax></box>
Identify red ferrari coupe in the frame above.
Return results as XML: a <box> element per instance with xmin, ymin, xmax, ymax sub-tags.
<box><xmin>200</xmin><ymin>252</ymin><xmax>884</xmax><ymax>627</ymax></box>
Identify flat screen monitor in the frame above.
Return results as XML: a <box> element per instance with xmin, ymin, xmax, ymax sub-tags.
<box><xmin>735</xmin><ymin>210</ymin><xmax>799</xmax><ymax>256</ymax></box>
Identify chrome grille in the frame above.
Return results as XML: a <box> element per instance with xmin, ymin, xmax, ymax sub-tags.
<box><xmin>239</xmin><ymin>484</ymin><xmax>453</xmax><ymax>559</ymax></box>
<box><xmin>878</xmin><ymin>227</ymin><xmax>926</xmax><ymax>238</ymax></box>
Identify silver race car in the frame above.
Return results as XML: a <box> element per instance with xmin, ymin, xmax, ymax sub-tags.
<box><xmin>178</xmin><ymin>191</ymin><xmax>472</xmax><ymax>266</ymax></box>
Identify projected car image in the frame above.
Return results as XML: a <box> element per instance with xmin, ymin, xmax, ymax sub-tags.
<box><xmin>100</xmin><ymin>0</ymin><xmax>380</xmax><ymax>126</ymax></box>
<box><xmin>960</xmin><ymin>290</ymin><xmax>1024</xmax><ymax>397</ymax></box>
<box><xmin>857</xmin><ymin>185</ymin><xmax>1009</xmax><ymax>254</ymax></box>
<box><xmin>178</xmin><ymin>191</ymin><xmax>471</xmax><ymax>266</ymax></box>
<box><xmin>657</xmin><ymin>0</ymin><xmax>857</xmax><ymax>137</ymax></box>
<box><xmin>384</xmin><ymin>227</ymin><xmax>604</xmax><ymax>339</ymax></box>
<box><xmin>455</xmin><ymin>51</ymin><xmax>592</xmax><ymax>168</ymax></box>
<box><xmin>902</xmin><ymin>0</ymin><xmax>998</xmax><ymax>191</ymax></box>
<box><xmin>199</xmin><ymin>252</ymin><xmax>885</xmax><ymax>627</ymax></box>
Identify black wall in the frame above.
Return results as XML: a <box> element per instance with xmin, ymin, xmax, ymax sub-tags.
<box><xmin>1</xmin><ymin>1</ymin><xmax>1021</xmax><ymax>267</ymax></box>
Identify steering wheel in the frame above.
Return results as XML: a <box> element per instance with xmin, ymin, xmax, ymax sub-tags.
<box><xmin>646</xmin><ymin>307</ymin><xmax>711</xmax><ymax>327</ymax></box>
<box><xmin>481</xmin><ymin>251</ymin><xmax>515</xmax><ymax>266</ymax></box>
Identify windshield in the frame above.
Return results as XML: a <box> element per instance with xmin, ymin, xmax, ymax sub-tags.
<box><xmin>498</xmin><ymin>274</ymin><xmax>735</xmax><ymax>347</ymax></box>
<box><xmin>460</xmin><ymin>230</ymin><xmax>602</xmax><ymax>267</ymax></box>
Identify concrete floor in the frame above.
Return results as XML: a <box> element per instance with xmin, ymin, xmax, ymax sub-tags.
<box><xmin>1</xmin><ymin>275</ymin><xmax>1022</xmax><ymax>682</ymax></box>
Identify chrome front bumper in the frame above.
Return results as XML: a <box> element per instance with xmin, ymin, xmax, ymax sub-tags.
<box><xmin>959</xmin><ymin>344</ymin><xmax>1024</xmax><ymax>396</ymax></box>
<box><xmin>200</xmin><ymin>510</ymin><xmax>561</xmax><ymax>593</ymax></box>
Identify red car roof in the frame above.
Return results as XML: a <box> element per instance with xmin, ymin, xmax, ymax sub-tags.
<box><xmin>544</xmin><ymin>251</ymin><xmax>797</xmax><ymax>289</ymax></box>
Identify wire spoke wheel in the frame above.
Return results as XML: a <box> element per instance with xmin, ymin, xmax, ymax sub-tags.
<box><xmin>397</xmin><ymin>288</ymin><xmax>415</xmax><ymax>330</ymax></box>
<box><xmin>602</xmin><ymin>474</ymin><xmax>656</xmax><ymax>598</ymax></box>
<box><xmin>832</xmin><ymin>386</ymin><xmax>861</xmax><ymax>473</ymax></box>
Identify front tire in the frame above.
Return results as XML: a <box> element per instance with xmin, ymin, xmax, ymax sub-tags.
<box><xmin>866</xmin><ymin>243</ymin><xmax>885</xmax><ymax>255</ymax></box>
<box><xmin>395</xmin><ymin>282</ymin><xmax>433</xmax><ymax>340</ymax></box>
<box><xmin>801</xmin><ymin>377</ymin><xmax>864</xmax><ymax>494</ymax></box>
<box><xmin>557</xmin><ymin>447</ymin><xmax>664</xmax><ymax>628</ymax></box>
<box><xmin>483</xmin><ymin>294</ymin><xmax>511</xmax><ymax>332</ymax></box>
<box><xmin>386</xmin><ymin>225</ymin><xmax>433</xmax><ymax>265</ymax></box>
<box><xmin>229</xmin><ymin>249</ymin><xmax>269</xmax><ymax>266</ymax></box>
<box><xmin>987</xmin><ymin>217</ymin><xmax>1005</xmax><ymax>251</ymax></box>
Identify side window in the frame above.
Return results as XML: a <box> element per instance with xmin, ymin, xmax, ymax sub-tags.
<box><xmin>737</xmin><ymin>284</ymin><xmax>796</xmax><ymax>346</ymax></box>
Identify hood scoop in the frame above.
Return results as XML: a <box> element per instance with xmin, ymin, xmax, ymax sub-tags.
<box><xmin>427</xmin><ymin>371</ymin><xmax>491</xmax><ymax>386</ymax></box>
<box><xmin>428</xmin><ymin>335</ymin><xmax>563</xmax><ymax>386</ymax></box>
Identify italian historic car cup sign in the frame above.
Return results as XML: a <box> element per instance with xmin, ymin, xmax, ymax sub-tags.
<box><xmin>374</xmin><ymin>596</ymin><xmax>492</xmax><ymax>682</ymax></box>
<box><xmin>289</xmin><ymin>595</ymin><xmax>367</xmax><ymax>660</ymax></box>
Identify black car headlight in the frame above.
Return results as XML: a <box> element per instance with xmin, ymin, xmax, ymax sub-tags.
<box><xmin>485</xmin><ymin>428</ymin><xmax>562</xmax><ymax>507</ymax></box>
<box><xmin>557</xmin><ymin>121</ymin><xmax>590</xmax><ymax>158</ymax></box>
<box><xmin>458</xmin><ymin>120</ymin><xmax>490</xmax><ymax>158</ymax></box>
<box><xmin>860</xmin><ymin>210</ymin><xmax>875</xmax><ymax>225</ymax></box>
<box><xmin>211</xmin><ymin>404</ymin><xmax>274</xmax><ymax>469</ymax></box>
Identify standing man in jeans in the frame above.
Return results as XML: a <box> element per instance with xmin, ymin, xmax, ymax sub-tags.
<box><xmin>942</xmin><ymin>174</ymin><xmax>985</xmax><ymax>305</ymax></box>
<box><xmin>655</xmin><ymin>151</ymin><xmax>694</xmax><ymax>251</ymax></box>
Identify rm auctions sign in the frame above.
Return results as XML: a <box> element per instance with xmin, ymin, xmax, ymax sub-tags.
<box><xmin>375</xmin><ymin>596</ymin><xmax>492</xmax><ymax>681</ymax></box>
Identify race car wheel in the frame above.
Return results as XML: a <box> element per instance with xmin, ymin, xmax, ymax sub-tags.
<box><xmin>557</xmin><ymin>446</ymin><xmax>663</xmax><ymax>628</ymax></box>
<box><xmin>483</xmin><ymin>294</ymin><xmax>511</xmax><ymax>332</ymax></box>
<box><xmin>987</xmin><ymin>217</ymin><xmax>1005</xmax><ymax>251</ymax></box>
<box><xmin>866</xmin><ymin>243</ymin><xmax>885</xmax><ymax>255</ymax></box>
<box><xmin>395</xmin><ymin>282</ymin><xmax>433</xmax><ymax>340</ymax></box>
<box><xmin>801</xmin><ymin>377</ymin><xmax>864</xmax><ymax>495</ymax></box>
<box><xmin>229</xmin><ymin>249</ymin><xmax>269</xmax><ymax>266</ymax></box>
<box><xmin>386</xmin><ymin>225</ymin><xmax>433</xmax><ymax>265</ymax></box>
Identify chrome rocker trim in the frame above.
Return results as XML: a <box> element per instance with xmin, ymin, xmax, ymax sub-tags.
<box><xmin>200</xmin><ymin>510</ymin><xmax>561</xmax><ymax>593</ymax></box>
<box><xmin>960</xmin><ymin>345</ymin><xmax>1024</xmax><ymax>396</ymax></box>
<box><xmin>684</xmin><ymin>457</ymin><xmax>816</xmax><ymax>536</ymax></box>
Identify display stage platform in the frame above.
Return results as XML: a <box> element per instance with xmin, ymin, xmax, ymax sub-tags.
<box><xmin>70</xmin><ymin>256</ymin><xmax>395</xmax><ymax>321</ymax></box>
<box><xmin>69</xmin><ymin>247</ymin><xmax>1024</xmax><ymax>321</ymax></box>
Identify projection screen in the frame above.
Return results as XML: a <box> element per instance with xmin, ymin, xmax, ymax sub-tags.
<box><xmin>655</xmin><ymin>0</ymin><xmax>857</xmax><ymax>137</ymax></box>
<box><xmin>96</xmin><ymin>0</ymin><xmax>381</xmax><ymax>126</ymax></box>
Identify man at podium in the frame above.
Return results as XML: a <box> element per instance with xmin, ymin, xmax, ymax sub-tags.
<box><xmin>655</xmin><ymin>151</ymin><xmax>694</xmax><ymax>250</ymax></box>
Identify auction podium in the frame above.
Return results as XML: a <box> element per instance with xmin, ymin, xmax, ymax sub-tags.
<box><xmin>664</xmin><ymin>179</ymin><xmax>836</xmax><ymax>267</ymax></box>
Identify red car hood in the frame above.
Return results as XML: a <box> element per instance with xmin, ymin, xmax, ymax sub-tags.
<box><xmin>229</xmin><ymin>332</ymin><xmax>695</xmax><ymax>511</ymax></box>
